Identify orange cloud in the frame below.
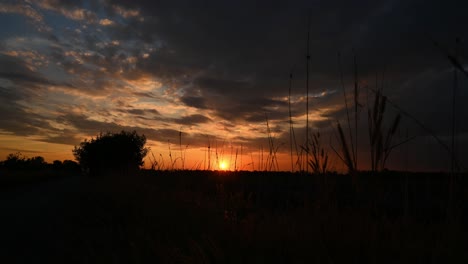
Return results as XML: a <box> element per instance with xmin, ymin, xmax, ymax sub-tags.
<box><xmin>99</xmin><ymin>18</ymin><xmax>114</xmax><ymax>26</ymax></box>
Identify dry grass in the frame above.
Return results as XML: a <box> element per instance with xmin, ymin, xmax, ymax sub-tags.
<box><xmin>70</xmin><ymin>171</ymin><xmax>468</xmax><ymax>263</ymax></box>
<box><xmin>2</xmin><ymin>170</ymin><xmax>468</xmax><ymax>263</ymax></box>
<box><xmin>302</xmin><ymin>131</ymin><xmax>329</xmax><ymax>174</ymax></box>
<box><xmin>367</xmin><ymin>89</ymin><xmax>401</xmax><ymax>171</ymax></box>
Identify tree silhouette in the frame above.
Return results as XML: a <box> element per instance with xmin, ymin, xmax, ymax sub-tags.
<box><xmin>73</xmin><ymin>131</ymin><xmax>148</xmax><ymax>177</ymax></box>
<box><xmin>3</xmin><ymin>152</ymin><xmax>27</xmax><ymax>170</ymax></box>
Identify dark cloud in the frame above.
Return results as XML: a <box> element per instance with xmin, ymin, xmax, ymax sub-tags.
<box><xmin>41</xmin><ymin>131</ymin><xmax>82</xmax><ymax>146</ymax></box>
<box><xmin>40</xmin><ymin>0</ymin><xmax>85</xmax><ymax>9</ymax></box>
<box><xmin>57</xmin><ymin>113</ymin><xmax>220</xmax><ymax>148</ymax></box>
<box><xmin>0</xmin><ymin>55</ymin><xmax>53</xmax><ymax>87</ymax></box>
<box><xmin>0</xmin><ymin>63</ymin><xmax>53</xmax><ymax>137</ymax></box>
<box><xmin>1</xmin><ymin>147</ymin><xmax>49</xmax><ymax>154</ymax></box>
<box><xmin>194</xmin><ymin>77</ymin><xmax>252</xmax><ymax>97</ymax></box>
<box><xmin>173</xmin><ymin>114</ymin><xmax>211</xmax><ymax>126</ymax></box>
<box><xmin>107</xmin><ymin>0</ymin><xmax>468</xmax><ymax>97</ymax></box>
<box><xmin>0</xmin><ymin>100</ymin><xmax>55</xmax><ymax>137</ymax></box>
<box><xmin>117</xmin><ymin>108</ymin><xmax>160</xmax><ymax>116</ymax></box>
<box><xmin>180</xmin><ymin>96</ymin><xmax>208</xmax><ymax>109</ymax></box>
<box><xmin>132</xmin><ymin>91</ymin><xmax>157</xmax><ymax>98</ymax></box>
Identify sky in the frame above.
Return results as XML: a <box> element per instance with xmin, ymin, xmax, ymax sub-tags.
<box><xmin>0</xmin><ymin>0</ymin><xmax>467</xmax><ymax>172</ymax></box>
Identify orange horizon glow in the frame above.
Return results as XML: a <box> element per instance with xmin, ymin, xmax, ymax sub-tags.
<box><xmin>0</xmin><ymin>132</ymin><xmax>297</xmax><ymax>171</ymax></box>
<box><xmin>1</xmin><ymin>132</ymin><xmax>438</xmax><ymax>173</ymax></box>
<box><xmin>219</xmin><ymin>161</ymin><xmax>228</xmax><ymax>170</ymax></box>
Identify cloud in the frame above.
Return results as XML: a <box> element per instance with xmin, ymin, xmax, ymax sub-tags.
<box><xmin>40</xmin><ymin>131</ymin><xmax>82</xmax><ymax>145</ymax></box>
<box><xmin>131</xmin><ymin>91</ymin><xmax>157</xmax><ymax>98</ymax></box>
<box><xmin>0</xmin><ymin>54</ymin><xmax>54</xmax><ymax>88</ymax></box>
<box><xmin>99</xmin><ymin>18</ymin><xmax>114</xmax><ymax>26</ymax></box>
<box><xmin>117</xmin><ymin>108</ymin><xmax>160</xmax><ymax>116</ymax></box>
<box><xmin>0</xmin><ymin>2</ymin><xmax>43</xmax><ymax>23</ymax></box>
<box><xmin>0</xmin><ymin>97</ymin><xmax>54</xmax><ymax>137</ymax></box>
<box><xmin>180</xmin><ymin>96</ymin><xmax>208</xmax><ymax>109</ymax></box>
<box><xmin>110</xmin><ymin>4</ymin><xmax>140</xmax><ymax>19</ymax></box>
<box><xmin>0</xmin><ymin>1</ymin><xmax>51</xmax><ymax>32</ymax></box>
<box><xmin>35</xmin><ymin>0</ymin><xmax>98</xmax><ymax>23</ymax></box>
<box><xmin>172</xmin><ymin>114</ymin><xmax>212</xmax><ymax>126</ymax></box>
<box><xmin>57</xmin><ymin>113</ymin><xmax>220</xmax><ymax>147</ymax></box>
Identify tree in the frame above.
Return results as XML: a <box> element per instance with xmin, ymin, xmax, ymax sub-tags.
<box><xmin>3</xmin><ymin>152</ymin><xmax>26</xmax><ymax>169</ymax></box>
<box><xmin>73</xmin><ymin>131</ymin><xmax>148</xmax><ymax>177</ymax></box>
<box><xmin>62</xmin><ymin>160</ymin><xmax>80</xmax><ymax>172</ymax></box>
<box><xmin>27</xmin><ymin>156</ymin><xmax>46</xmax><ymax>169</ymax></box>
<box><xmin>52</xmin><ymin>160</ymin><xmax>63</xmax><ymax>170</ymax></box>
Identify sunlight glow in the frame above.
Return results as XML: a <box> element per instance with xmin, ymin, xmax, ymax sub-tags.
<box><xmin>219</xmin><ymin>161</ymin><xmax>228</xmax><ymax>170</ymax></box>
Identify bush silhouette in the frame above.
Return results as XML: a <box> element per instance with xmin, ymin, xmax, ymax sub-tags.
<box><xmin>73</xmin><ymin>131</ymin><xmax>148</xmax><ymax>177</ymax></box>
<box><xmin>2</xmin><ymin>153</ymin><xmax>48</xmax><ymax>170</ymax></box>
<box><xmin>62</xmin><ymin>160</ymin><xmax>80</xmax><ymax>172</ymax></box>
<box><xmin>3</xmin><ymin>152</ymin><xmax>27</xmax><ymax>170</ymax></box>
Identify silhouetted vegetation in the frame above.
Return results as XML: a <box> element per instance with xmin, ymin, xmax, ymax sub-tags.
<box><xmin>73</xmin><ymin>130</ymin><xmax>148</xmax><ymax>177</ymax></box>
<box><xmin>2</xmin><ymin>140</ymin><xmax>467</xmax><ymax>262</ymax></box>
<box><xmin>367</xmin><ymin>89</ymin><xmax>401</xmax><ymax>172</ymax></box>
<box><xmin>0</xmin><ymin>152</ymin><xmax>80</xmax><ymax>190</ymax></box>
<box><xmin>4</xmin><ymin>170</ymin><xmax>465</xmax><ymax>263</ymax></box>
<box><xmin>2</xmin><ymin>152</ymin><xmax>46</xmax><ymax>170</ymax></box>
<box><xmin>0</xmin><ymin>152</ymin><xmax>79</xmax><ymax>172</ymax></box>
<box><xmin>302</xmin><ymin>131</ymin><xmax>329</xmax><ymax>174</ymax></box>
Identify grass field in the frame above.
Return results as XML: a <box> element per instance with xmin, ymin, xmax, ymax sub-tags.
<box><xmin>0</xmin><ymin>168</ymin><xmax>80</xmax><ymax>191</ymax></box>
<box><xmin>2</xmin><ymin>170</ymin><xmax>466</xmax><ymax>263</ymax></box>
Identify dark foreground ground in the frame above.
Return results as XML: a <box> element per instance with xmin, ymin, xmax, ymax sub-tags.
<box><xmin>1</xmin><ymin>170</ymin><xmax>467</xmax><ymax>263</ymax></box>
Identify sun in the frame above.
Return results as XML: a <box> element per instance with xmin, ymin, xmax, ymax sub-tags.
<box><xmin>219</xmin><ymin>161</ymin><xmax>228</xmax><ymax>170</ymax></box>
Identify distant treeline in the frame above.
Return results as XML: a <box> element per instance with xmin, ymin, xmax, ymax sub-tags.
<box><xmin>0</xmin><ymin>152</ymin><xmax>80</xmax><ymax>172</ymax></box>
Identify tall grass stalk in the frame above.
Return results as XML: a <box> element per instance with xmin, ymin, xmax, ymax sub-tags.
<box><xmin>265</xmin><ymin>113</ymin><xmax>272</xmax><ymax>170</ymax></box>
<box><xmin>382</xmin><ymin>113</ymin><xmax>401</xmax><ymax>169</ymax></box>
<box><xmin>338</xmin><ymin>52</ymin><xmax>356</xmax><ymax>169</ymax></box>
<box><xmin>159</xmin><ymin>153</ymin><xmax>166</xmax><ymax>170</ymax></box>
<box><xmin>448</xmin><ymin>38</ymin><xmax>460</xmax><ymax>222</ymax></box>
<box><xmin>168</xmin><ymin>140</ymin><xmax>174</xmax><ymax>170</ymax></box>
<box><xmin>450</xmin><ymin>38</ymin><xmax>460</xmax><ymax>175</ymax></box>
<box><xmin>229</xmin><ymin>142</ymin><xmax>233</xmax><ymax>170</ymax></box>
<box><xmin>289</xmin><ymin>72</ymin><xmax>299</xmax><ymax>172</ymax></box>
<box><xmin>305</xmin><ymin>12</ymin><xmax>311</xmax><ymax>173</ymax></box>
<box><xmin>265</xmin><ymin>113</ymin><xmax>279</xmax><ymax>171</ymax></box>
<box><xmin>404</xmin><ymin>129</ymin><xmax>409</xmax><ymax>218</ymax></box>
<box><xmin>207</xmin><ymin>140</ymin><xmax>211</xmax><ymax>170</ymax></box>
<box><xmin>250</xmin><ymin>152</ymin><xmax>255</xmax><ymax>171</ymax></box>
<box><xmin>148</xmin><ymin>150</ymin><xmax>156</xmax><ymax>170</ymax></box>
<box><xmin>234</xmin><ymin>148</ymin><xmax>238</xmax><ymax>171</ymax></box>
<box><xmin>149</xmin><ymin>150</ymin><xmax>165</xmax><ymax>171</ymax></box>
<box><xmin>334</xmin><ymin>122</ymin><xmax>355</xmax><ymax>173</ymax></box>
<box><xmin>365</xmin><ymin>86</ymin><xmax>457</xmax><ymax>168</ymax></box>
<box><xmin>289</xmin><ymin>73</ymin><xmax>294</xmax><ymax>171</ymax></box>
<box><xmin>430</xmin><ymin>37</ymin><xmax>468</xmax><ymax>78</ymax></box>
<box><xmin>240</xmin><ymin>144</ymin><xmax>243</xmax><ymax>170</ymax></box>
<box><xmin>179</xmin><ymin>129</ymin><xmax>183</xmax><ymax>169</ymax></box>
<box><xmin>333</xmin><ymin>53</ymin><xmax>360</xmax><ymax>174</ymax></box>
<box><xmin>215</xmin><ymin>141</ymin><xmax>219</xmax><ymax>170</ymax></box>
<box><xmin>302</xmin><ymin>131</ymin><xmax>329</xmax><ymax>174</ymax></box>
<box><xmin>259</xmin><ymin>145</ymin><xmax>263</xmax><ymax>171</ymax></box>
<box><xmin>353</xmin><ymin>52</ymin><xmax>359</xmax><ymax>170</ymax></box>
<box><xmin>296</xmin><ymin>147</ymin><xmax>304</xmax><ymax>172</ymax></box>
<box><xmin>430</xmin><ymin>36</ymin><xmax>468</xmax><ymax>221</ymax></box>
<box><xmin>367</xmin><ymin>88</ymin><xmax>402</xmax><ymax>171</ymax></box>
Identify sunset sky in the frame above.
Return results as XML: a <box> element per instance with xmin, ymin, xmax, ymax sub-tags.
<box><xmin>0</xmin><ymin>0</ymin><xmax>467</xmax><ymax>171</ymax></box>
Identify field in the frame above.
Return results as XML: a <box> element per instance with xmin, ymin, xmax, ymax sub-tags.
<box><xmin>1</xmin><ymin>170</ymin><xmax>467</xmax><ymax>263</ymax></box>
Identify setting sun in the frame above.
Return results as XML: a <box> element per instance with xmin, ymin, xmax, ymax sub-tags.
<box><xmin>219</xmin><ymin>161</ymin><xmax>228</xmax><ymax>170</ymax></box>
